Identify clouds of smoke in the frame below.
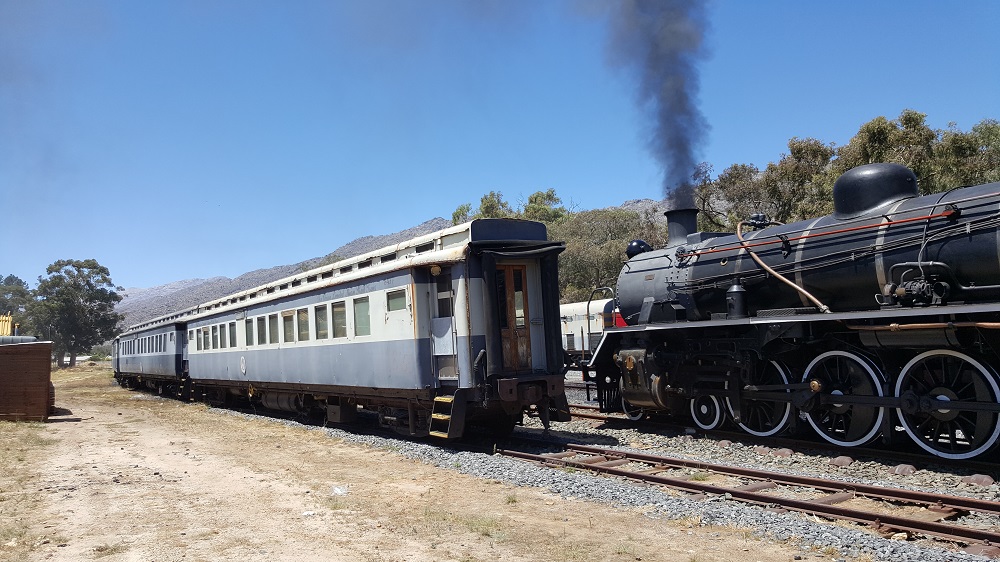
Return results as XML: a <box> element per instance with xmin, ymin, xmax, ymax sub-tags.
<box><xmin>606</xmin><ymin>0</ymin><xmax>709</xmax><ymax>208</ymax></box>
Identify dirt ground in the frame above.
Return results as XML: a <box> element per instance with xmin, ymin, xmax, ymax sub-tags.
<box><xmin>0</xmin><ymin>365</ymin><xmax>838</xmax><ymax>562</ymax></box>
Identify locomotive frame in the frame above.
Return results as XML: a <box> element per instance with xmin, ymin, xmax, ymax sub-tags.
<box><xmin>586</xmin><ymin>164</ymin><xmax>1000</xmax><ymax>460</ymax></box>
<box><xmin>113</xmin><ymin>219</ymin><xmax>570</xmax><ymax>438</ymax></box>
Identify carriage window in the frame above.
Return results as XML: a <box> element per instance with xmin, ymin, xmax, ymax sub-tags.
<box><xmin>189</xmin><ymin>330</ymin><xmax>194</xmax><ymax>344</ymax></box>
<box><xmin>513</xmin><ymin>268</ymin><xmax>525</xmax><ymax>328</ymax></box>
<box><xmin>229</xmin><ymin>322</ymin><xmax>237</xmax><ymax>347</ymax></box>
<box><xmin>212</xmin><ymin>325</ymin><xmax>219</xmax><ymax>349</ymax></box>
<box><xmin>203</xmin><ymin>328</ymin><xmax>210</xmax><ymax>351</ymax></box>
<box><xmin>565</xmin><ymin>333</ymin><xmax>576</xmax><ymax>351</ymax></box>
<box><xmin>219</xmin><ymin>324</ymin><xmax>227</xmax><ymax>349</ymax></box>
<box><xmin>315</xmin><ymin>304</ymin><xmax>329</xmax><ymax>339</ymax></box>
<box><xmin>282</xmin><ymin>311</ymin><xmax>295</xmax><ymax>342</ymax></box>
<box><xmin>437</xmin><ymin>272</ymin><xmax>452</xmax><ymax>317</ymax></box>
<box><xmin>387</xmin><ymin>289</ymin><xmax>406</xmax><ymax>312</ymax></box>
<box><xmin>268</xmin><ymin>314</ymin><xmax>279</xmax><ymax>344</ymax></box>
<box><xmin>354</xmin><ymin>297</ymin><xmax>370</xmax><ymax>336</ymax></box>
<box><xmin>332</xmin><ymin>302</ymin><xmax>347</xmax><ymax>338</ymax></box>
<box><xmin>245</xmin><ymin>319</ymin><xmax>254</xmax><ymax>346</ymax></box>
<box><xmin>257</xmin><ymin>317</ymin><xmax>267</xmax><ymax>345</ymax></box>
<box><xmin>297</xmin><ymin>308</ymin><xmax>310</xmax><ymax>341</ymax></box>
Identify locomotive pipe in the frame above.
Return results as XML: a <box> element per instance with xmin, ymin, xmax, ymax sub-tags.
<box><xmin>889</xmin><ymin>261</ymin><xmax>1000</xmax><ymax>294</ymax></box>
<box><xmin>736</xmin><ymin>221</ymin><xmax>832</xmax><ymax>313</ymax></box>
<box><xmin>846</xmin><ymin>321</ymin><xmax>1000</xmax><ymax>331</ymax></box>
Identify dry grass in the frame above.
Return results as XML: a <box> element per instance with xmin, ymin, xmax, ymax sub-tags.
<box><xmin>0</xmin><ymin>364</ymin><xmax>113</xmax><ymax>562</ymax></box>
<box><xmin>0</xmin><ymin>420</ymin><xmax>57</xmax><ymax>561</ymax></box>
<box><xmin>2</xmin><ymin>365</ymin><xmax>805</xmax><ymax>562</ymax></box>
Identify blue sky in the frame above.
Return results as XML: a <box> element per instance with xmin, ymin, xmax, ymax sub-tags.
<box><xmin>2</xmin><ymin>0</ymin><xmax>998</xmax><ymax>291</ymax></box>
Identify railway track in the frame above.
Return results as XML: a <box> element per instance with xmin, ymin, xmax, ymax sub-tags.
<box><xmin>497</xmin><ymin>441</ymin><xmax>1000</xmax><ymax>557</ymax></box>
<box><xmin>561</xmin><ymin>403</ymin><xmax>1000</xmax><ymax>477</ymax></box>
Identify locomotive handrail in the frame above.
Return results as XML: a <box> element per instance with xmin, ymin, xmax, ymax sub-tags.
<box><xmin>681</xmin><ymin>208</ymin><xmax>959</xmax><ymax>259</ymax></box>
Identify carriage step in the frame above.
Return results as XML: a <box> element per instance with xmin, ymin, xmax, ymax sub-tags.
<box><xmin>428</xmin><ymin>390</ymin><xmax>469</xmax><ymax>439</ymax></box>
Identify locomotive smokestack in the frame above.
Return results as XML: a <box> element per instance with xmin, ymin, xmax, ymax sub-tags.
<box><xmin>665</xmin><ymin>204</ymin><xmax>698</xmax><ymax>246</ymax></box>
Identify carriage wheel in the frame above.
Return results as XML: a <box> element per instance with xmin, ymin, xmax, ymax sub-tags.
<box><xmin>726</xmin><ymin>360</ymin><xmax>792</xmax><ymax>437</ymax></box>
<box><xmin>690</xmin><ymin>394</ymin><xmax>724</xmax><ymax>430</ymax></box>
<box><xmin>895</xmin><ymin>350</ymin><xmax>1000</xmax><ymax>460</ymax></box>
<box><xmin>802</xmin><ymin>351</ymin><xmax>885</xmax><ymax>447</ymax></box>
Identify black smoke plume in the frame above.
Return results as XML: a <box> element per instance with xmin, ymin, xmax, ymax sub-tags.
<box><xmin>606</xmin><ymin>0</ymin><xmax>709</xmax><ymax>208</ymax></box>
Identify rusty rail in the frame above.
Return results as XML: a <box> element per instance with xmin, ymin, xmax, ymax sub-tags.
<box><xmin>498</xmin><ymin>442</ymin><xmax>1000</xmax><ymax>555</ymax></box>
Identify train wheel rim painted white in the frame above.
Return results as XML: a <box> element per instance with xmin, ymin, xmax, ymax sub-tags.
<box><xmin>725</xmin><ymin>360</ymin><xmax>793</xmax><ymax>437</ymax></box>
<box><xmin>690</xmin><ymin>395</ymin><xmax>723</xmax><ymax>430</ymax></box>
<box><xmin>895</xmin><ymin>350</ymin><xmax>1000</xmax><ymax>460</ymax></box>
<box><xmin>621</xmin><ymin>394</ymin><xmax>645</xmax><ymax>421</ymax></box>
<box><xmin>802</xmin><ymin>351</ymin><xmax>885</xmax><ymax>447</ymax></box>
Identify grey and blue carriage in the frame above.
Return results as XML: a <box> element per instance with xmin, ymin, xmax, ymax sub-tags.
<box><xmin>113</xmin><ymin>218</ymin><xmax>570</xmax><ymax>437</ymax></box>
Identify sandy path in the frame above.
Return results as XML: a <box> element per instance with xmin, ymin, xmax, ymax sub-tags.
<box><xmin>20</xmin><ymin>369</ymin><xmax>810</xmax><ymax>562</ymax></box>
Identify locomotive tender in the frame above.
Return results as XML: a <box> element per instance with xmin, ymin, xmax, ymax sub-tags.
<box><xmin>113</xmin><ymin>219</ymin><xmax>570</xmax><ymax>438</ymax></box>
<box><xmin>588</xmin><ymin>163</ymin><xmax>1000</xmax><ymax>459</ymax></box>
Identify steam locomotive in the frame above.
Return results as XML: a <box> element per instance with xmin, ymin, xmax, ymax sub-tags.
<box><xmin>586</xmin><ymin>163</ymin><xmax>1000</xmax><ymax>459</ymax></box>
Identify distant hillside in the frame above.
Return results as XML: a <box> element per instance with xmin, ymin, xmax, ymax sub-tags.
<box><xmin>117</xmin><ymin>218</ymin><xmax>452</xmax><ymax>328</ymax></box>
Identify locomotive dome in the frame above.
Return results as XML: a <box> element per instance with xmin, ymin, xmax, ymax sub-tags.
<box><xmin>832</xmin><ymin>163</ymin><xmax>919</xmax><ymax>219</ymax></box>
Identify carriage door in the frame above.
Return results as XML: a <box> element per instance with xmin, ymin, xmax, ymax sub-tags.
<box><xmin>496</xmin><ymin>264</ymin><xmax>531</xmax><ymax>372</ymax></box>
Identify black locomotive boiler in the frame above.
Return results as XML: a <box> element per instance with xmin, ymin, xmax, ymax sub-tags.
<box><xmin>586</xmin><ymin>163</ymin><xmax>1000</xmax><ymax>460</ymax></box>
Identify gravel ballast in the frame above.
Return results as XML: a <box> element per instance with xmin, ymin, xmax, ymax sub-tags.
<box><xmin>214</xmin><ymin>400</ymin><xmax>998</xmax><ymax>562</ymax></box>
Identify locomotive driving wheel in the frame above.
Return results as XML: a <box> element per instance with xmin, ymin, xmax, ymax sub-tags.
<box><xmin>619</xmin><ymin>378</ymin><xmax>645</xmax><ymax>421</ymax></box>
<box><xmin>690</xmin><ymin>394</ymin><xmax>724</xmax><ymax>430</ymax></box>
<box><xmin>726</xmin><ymin>360</ymin><xmax>792</xmax><ymax>437</ymax></box>
<box><xmin>802</xmin><ymin>351</ymin><xmax>885</xmax><ymax>447</ymax></box>
<box><xmin>895</xmin><ymin>350</ymin><xmax>1000</xmax><ymax>460</ymax></box>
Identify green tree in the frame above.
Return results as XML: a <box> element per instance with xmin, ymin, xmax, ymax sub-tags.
<box><xmin>451</xmin><ymin>203</ymin><xmax>472</xmax><ymax>225</ymax></box>
<box><xmin>934</xmin><ymin>118</ymin><xmax>1000</xmax><ymax>188</ymax></box>
<box><xmin>548</xmin><ymin>208</ymin><xmax>666</xmax><ymax>303</ymax></box>
<box><xmin>476</xmin><ymin>191</ymin><xmax>515</xmax><ymax>219</ymax></box>
<box><xmin>453</xmin><ymin>189</ymin><xmax>569</xmax><ymax>224</ymax></box>
<box><xmin>833</xmin><ymin>109</ymin><xmax>938</xmax><ymax>193</ymax></box>
<box><xmin>27</xmin><ymin>259</ymin><xmax>124</xmax><ymax>367</ymax></box>
<box><xmin>0</xmin><ymin>274</ymin><xmax>31</xmax><ymax>334</ymax></box>
<box><xmin>521</xmin><ymin>189</ymin><xmax>567</xmax><ymax>223</ymax></box>
<box><xmin>696</xmin><ymin>138</ymin><xmax>834</xmax><ymax>230</ymax></box>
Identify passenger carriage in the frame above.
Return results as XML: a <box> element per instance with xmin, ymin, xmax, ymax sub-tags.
<box><xmin>115</xmin><ymin>219</ymin><xmax>570</xmax><ymax>437</ymax></box>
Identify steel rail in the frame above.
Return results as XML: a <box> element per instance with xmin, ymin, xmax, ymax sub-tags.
<box><xmin>563</xmin><ymin>444</ymin><xmax>1000</xmax><ymax>516</ymax></box>
<box><xmin>497</xmin><ymin>443</ymin><xmax>1000</xmax><ymax>548</ymax></box>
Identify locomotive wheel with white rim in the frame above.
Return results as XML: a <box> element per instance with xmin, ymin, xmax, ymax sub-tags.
<box><xmin>802</xmin><ymin>351</ymin><xmax>885</xmax><ymax>447</ymax></box>
<box><xmin>725</xmin><ymin>360</ymin><xmax>793</xmax><ymax>437</ymax></box>
<box><xmin>895</xmin><ymin>350</ymin><xmax>1000</xmax><ymax>460</ymax></box>
<box><xmin>621</xmin><ymin>394</ymin><xmax>645</xmax><ymax>421</ymax></box>
<box><xmin>690</xmin><ymin>394</ymin><xmax>724</xmax><ymax>430</ymax></box>
<box><xmin>618</xmin><ymin>377</ymin><xmax>645</xmax><ymax>421</ymax></box>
